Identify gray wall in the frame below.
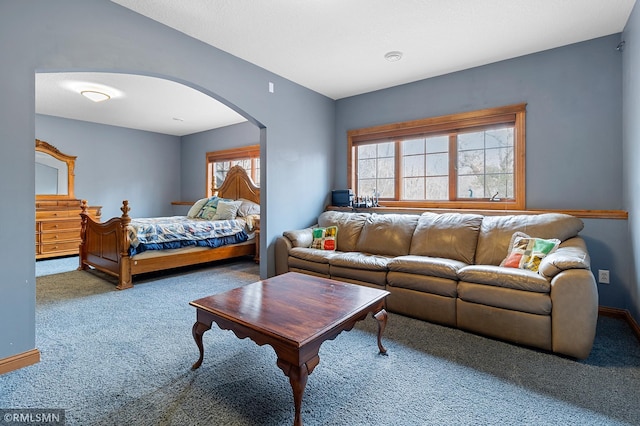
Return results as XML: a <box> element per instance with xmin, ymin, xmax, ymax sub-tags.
<box><xmin>623</xmin><ymin>4</ymin><xmax>640</xmax><ymax>322</ymax></box>
<box><xmin>0</xmin><ymin>0</ymin><xmax>334</xmax><ymax>362</ymax></box>
<box><xmin>336</xmin><ymin>35</ymin><xmax>632</xmax><ymax>316</ymax></box>
<box><xmin>180</xmin><ymin>121</ymin><xmax>260</xmax><ymax>203</ymax></box>
<box><xmin>36</xmin><ymin>114</ymin><xmax>181</xmax><ymax>219</ymax></box>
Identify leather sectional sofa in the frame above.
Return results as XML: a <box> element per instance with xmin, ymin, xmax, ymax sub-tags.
<box><xmin>274</xmin><ymin>210</ymin><xmax>598</xmax><ymax>359</ymax></box>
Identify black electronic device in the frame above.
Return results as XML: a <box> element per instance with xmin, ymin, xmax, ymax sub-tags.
<box><xmin>331</xmin><ymin>189</ymin><xmax>353</xmax><ymax>207</ymax></box>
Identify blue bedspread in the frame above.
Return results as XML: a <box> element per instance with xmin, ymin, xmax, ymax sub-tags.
<box><xmin>127</xmin><ymin>216</ymin><xmax>249</xmax><ymax>256</ymax></box>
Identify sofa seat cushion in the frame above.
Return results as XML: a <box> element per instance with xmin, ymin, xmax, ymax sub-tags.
<box><xmin>328</xmin><ymin>252</ymin><xmax>392</xmax><ymax>287</ymax></box>
<box><xmin>288</xmin><ymin>257</ymin><xmax>330</xmax><ymax>276</ymax></box>
<box><xmin>409</xmin><ymin>212</ymin><xmax>483</xmax><ymax>264</ymax></box>
<box><xmin>387</xmin><ymin>271</ymin><xmax>457</xmax><ymax>298</ymax></box>
<box><xmin>329</xmin><ymin>265</ymin><xmax>387</xmax><ymax>287</ymax></box>
<box><xmin>329</xmin><ymin>251</ymin><xmax>392</xmax><ymax>270</ymax></box>
<box><xmin>388</xmin><ymin>255</ymin><xmax>466</xmax><ymax>280</ymax></box>
<box><xmin>355</xmin><ymin>213</ymin><xmax>419</xmax><ymax>256</ymax></box>
<box><xmin>458</xmin><ymin>282</ymin><xmax>552</xmax><ymax>315</ymax></box>
<box><xmin>457</xmin><ymin>265</ymin><xmax>550</xmax><ymax>293</ymax></box>
<box><xmin>289</xmin><ymin>247</ymin><xmax>338</xmax><ymax>263</ymax></box>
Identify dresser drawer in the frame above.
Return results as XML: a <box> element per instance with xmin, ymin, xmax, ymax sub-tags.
<box><xmin>40</xmin><ymin>241</ymin><xmax>80</xmax><ymax>254</ymax></box>
<box><xmin>40</xmin><ymin>220</ymin><xmax>80</xmax><ymax>232</ymax></box>
<box><xmin>36</xmin><ymin>210</ymin><xmax>80</xmax><ymax>220</ymax></box>
<box><xmin>41</xmin><ymin>230</ymin><xmax>80</xmax><ymax>243</ymax></box>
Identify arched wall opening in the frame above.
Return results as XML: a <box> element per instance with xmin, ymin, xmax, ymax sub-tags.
<box><xmin>34</xmin><ymin>69</ymin><xmax>268</xmax><ymax>274</ymax></box>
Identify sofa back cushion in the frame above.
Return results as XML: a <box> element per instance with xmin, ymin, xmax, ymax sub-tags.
<box><xmin>409</xmin><ymin>212</ymin><xmax>483</xmax><ymax>264</ymax></box>
<box><xmin>318</xmin><ymin>211</ymin><xmax>369</xmax><ymax>252</ymax></box>
<box><xmin>475</xmin><ymin>213</ymin><xmax>584</xmax><ymax>266</ymax></box>
<box><xmin>355</xmin><ymin>213</ymin><xmax>419</xmax><ymax>256</ymax></box>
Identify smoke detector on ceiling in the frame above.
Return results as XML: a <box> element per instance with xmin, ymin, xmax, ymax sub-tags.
<box><xmin>384</xmin><ymin>51</ymin><xmax>403</xmax><ymax>62</ymax></box>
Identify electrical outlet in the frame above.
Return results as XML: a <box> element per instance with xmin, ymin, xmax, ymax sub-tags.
<box><xmin>598</xmin><ymin>269</ymin><xmax>610</xmax><ymax>284</ymax></box>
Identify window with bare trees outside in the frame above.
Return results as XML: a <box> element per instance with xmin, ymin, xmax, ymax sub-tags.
<box><xmin>206</xmin><ymin>145</ymin><xmax>260</xmax><ymax>197</ymax></box>
<box><xmin>347</xmin><ymin>104</ymin><xmax>526</xmax><ymax>210</ymax></box>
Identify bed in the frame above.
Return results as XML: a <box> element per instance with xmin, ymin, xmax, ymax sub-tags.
<box><xmin>78</xmin><ymin>165</ymin><xmax>260</xmax><ymax>290</ymax></box>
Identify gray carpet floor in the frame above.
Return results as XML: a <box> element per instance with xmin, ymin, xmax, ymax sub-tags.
<box><xmin>3</xmin><ymin>257</ymin><xmax>640</xmax><ymax>425</ymax></box>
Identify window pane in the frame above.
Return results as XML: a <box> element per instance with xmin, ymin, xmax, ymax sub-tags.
<box><xmin>458</xmin><ymin>149</ymin><xmax>484</xmax><ymax>175</ymax></box>
<box><xmin>377</xmin><ymin>142</ymin><xmax>395</xmax><ymax>157</ymax></box>
<box><xmin>426</xmin><ymin>152</ymin><xmax>448</xmax><ymax>176</ymax></box>
<box><xmin>458</xmin><ymin>131</ymin><xmax>484</xmax><ymax>151</ymax></box>
<box><xmin>485</xmin><ymin>127</ymin><xmax>514</xmax><ymax>148</ymax></box>
<box><xmin>376</xmin><ymin>178</ymin><xmax>395</xmax><ymax>198</ymax></box>
<box><xmin>358</xmin><ymin>158</ymin><xmax>377</xmax><ymax>179</ymax></box>
<box><xmin>403</xmin><ymin>138</ymin><xmax>425</xmax><ymax>155</ymax></box>
<box><xmin>358</xmin><ymin>178</ymin><xmax>377</xmax><ymax>196</ymax></box>
<box><xmin>485</xmin><ymin>173</ymin><xmax>513</xmax><ymax>199</ymax></box>
<box><xmin>357</xmin><ymin>142</ymin><xmax>396</xmax><ymax>198</ymax></box>
<box><xmin>400</xmin><ymin>136</ymin><xmax>449</xmax><ymax>201</ymax></box>
<box><xmin>236</xmin><ymin>159</ymin><xmax>251</xmax><ymax>169</ymax></box>
<box><xmin>377</xmin><ymin>157</ymin><xmax>395</xmax><ymax>178</ymax></box>
<box><xmin>425</xmin><ymin>176</ymin><xmax>448</xmax><ymax>200</ymax></box>
<box><xmin>403</xmin><ymin>155</ymin><xmax>424</xmax><ymax>177</ymax></box>
<box><xmin>358</xmin><ymin>144</ymin><xmax>377</xmax><ymax>159</ymax></box>
<box><xmin>403</xmin><ymin>177</ymin><xmax>425</xmax><ymax>200</ymax></box>
<box><xmin>485</xmin><ymin>148</ymin><xmax>501</xmax><ymax>170</ymax></box>
<box><xmin>458</xmin><ymin>175</ymin><xmax>485</xmax><ymax>198</ymax></box>
<box><xmin>426</xmin><ymin>135</ymin><xmax>448</xmax><ymax>153</ymax></box>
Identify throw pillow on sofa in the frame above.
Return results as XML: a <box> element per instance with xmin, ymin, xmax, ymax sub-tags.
<box><xmin>311</xmin><ymin>226</ymin><xmax>338</xmax><ymax>251</ymax></box>
<box><xmin>502</xmin><ymin>232</ymin><xmax>560</xmax><ymax>272</ymax></box>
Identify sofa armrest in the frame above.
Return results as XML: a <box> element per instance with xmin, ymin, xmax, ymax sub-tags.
<box><xmin>538</xmin><ymin>237</ymin><xmax>590</xmax><ymax>280</ymax></box>
<box><xmin>549</xmin><ymin>268</ymin><xmax>598</xmax><ymax>359</ymax></box>
<box><xmin>283</xmin><ymin>227</ymin><xmax>315</xmax><ymax>248</ymax></box>
<box><xmin>275</xmin><ymin>226</ymin><xmax>316</xmax><ymax>276</ymax></box>
<box><xmin>274</xmin><ymin>236</ymin><xmax>292</xmax><ymax>276</ymax></box>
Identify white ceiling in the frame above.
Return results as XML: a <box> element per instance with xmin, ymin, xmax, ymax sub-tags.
<box><xmin>35</xmin><ymin>72</ymin><xmax>247</xmax><ymax>136</ymax></box>
<box><xmin>36</xmin><ymin>1</ymin><xmax>636</xmax><ymax>136</ymax></box>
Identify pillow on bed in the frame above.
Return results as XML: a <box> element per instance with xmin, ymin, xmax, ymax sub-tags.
<box><xmin>187</xmin><ymin>198</ymin><xmax>209</xmax><ymax>218</ymax></box>
<box><xmin>212</xmin><ymin>200</ymin><xmax>243</xmax><ymax>220</ymax></box>
<box><xmin>237</xmin><ymin>198</ymin><xmax>260</xmax><ymax>217</ymax></box>
<box><xmin>197</xmin><ymin>197</ymin><xmax>221</xmax><ymax>220</ymax></box>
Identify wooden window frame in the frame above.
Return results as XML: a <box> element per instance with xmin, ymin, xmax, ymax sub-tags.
<box><xmin>206</xmin><ymin>144</ymin><xmax>260</xmax><ymax>196</ymax></box>
<box><xmin>347</xmin><ymin>103</ymin><xmax>526</xmax><ymax>210</ymax></box>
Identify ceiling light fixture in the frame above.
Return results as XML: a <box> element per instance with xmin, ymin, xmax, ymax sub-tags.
<box><xmin>384</xmin><ymin>51</ymin><xmax>403</xmax><ymax>62</ymax></box>
<box><xmin>81</xmin><ymin>90</ymin><xmax>111</xmax><ymax>102</ymax></box>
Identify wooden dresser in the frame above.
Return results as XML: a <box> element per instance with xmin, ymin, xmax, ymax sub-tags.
<box><xmin>36</xmin><ymin>199</ymin><xmax>101</xmax><ymax>259</ymax></box>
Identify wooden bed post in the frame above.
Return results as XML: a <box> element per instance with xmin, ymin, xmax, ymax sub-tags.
<box><xmin>78</xmin><ymin>200</ymin><xmax>89</xmax><ymax>271</ymax></box>
<box><xmin>116</xmin><ymin>201</ymin><xmax>133</xmax><ymax>290</ymax></box>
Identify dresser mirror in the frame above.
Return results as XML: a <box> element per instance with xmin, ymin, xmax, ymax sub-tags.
<box><xmin>35</xmin><ymin>139</ymin><xmax>75</xmax><ymax>199</ymax></box>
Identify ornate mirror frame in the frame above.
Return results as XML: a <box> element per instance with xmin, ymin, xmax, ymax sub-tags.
<box><xmin>35</xmin><ymin>139</ymin><xmax>75</xmax><ymax>200</ymax></box>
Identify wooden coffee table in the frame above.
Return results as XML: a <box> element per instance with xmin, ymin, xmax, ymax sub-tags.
<box><xmin>189</xmin><ymin>271</ymin><xmax>389</xmax><ymax>426</ymax></box>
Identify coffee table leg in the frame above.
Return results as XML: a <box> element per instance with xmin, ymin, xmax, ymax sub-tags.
<box><xmin>191</xmin><ymin>321</ymin><xmax>211</xmax><ymax>370</ymax></box>
<box><xmin>277</xmin><ymin>355</ymin><xmax>319</xmax><ymax>426</ymax></box>
<box><xmin>374</xmin><ymin>309</ymin><xmax>388</xmax><ymax>355</ymax></box>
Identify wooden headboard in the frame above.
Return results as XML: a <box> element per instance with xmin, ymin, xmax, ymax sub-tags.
<box><xmin>217</xmin><ymin>165</ymin><xmax>260</xmax><ymax>204</ymax></box>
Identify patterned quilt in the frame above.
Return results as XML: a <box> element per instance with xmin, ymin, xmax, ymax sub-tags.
<box><xmin>127</xmin><ymin>216</ymin><xmax>249</xmax><ymax>256</ymax></box>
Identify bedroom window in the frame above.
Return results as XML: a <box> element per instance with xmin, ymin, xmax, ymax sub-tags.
<box><xmin>347</xmin><ymin>103</ymin><xmax>526</xmax><ymax>210</ymax></box>
<box><xmin>206</xmin><ymin>144</ymin><xmax>260</xmax><ymax>196</ymax></box>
